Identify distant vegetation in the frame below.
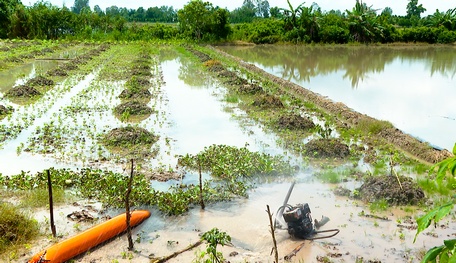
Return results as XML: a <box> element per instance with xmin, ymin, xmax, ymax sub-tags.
<box><xmin>0</xmin><ymin>0</ymin><xmax>455</xmax><ymax>43</ymax></box>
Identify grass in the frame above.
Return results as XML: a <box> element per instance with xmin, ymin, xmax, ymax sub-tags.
<box><xmin>20</xmin><ymin>188</ymin><xmax>66</xmax><ymax>208</ymax></box>
<box><xmin>355</xmin><ymin>118</ymin><xmax>394</xmax><ymax>135</ymax></box>
<box><xmin>0</xmin><ymin>202</ymin><xmax>40</xmax><ymax>255</ymax></box>
<box><xmin>315</xmin><ymin>169</ymin><xmax>342</xmax><ymax>183</ymax></box>
<box><xmin>369</xmin><ymin>199</ymin><xmax>389</xmax><ymax>212</ymax></box>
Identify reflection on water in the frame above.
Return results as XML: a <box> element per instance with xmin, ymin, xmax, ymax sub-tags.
<box><xmin>219</xmin><ymin>45</ymin><xmax>456</xmax><ymax>151</ymax></box>
<box><xmin>0</xmin><ymin>60</ymin><xmax>60</xmax><ymax>94</ymax></box>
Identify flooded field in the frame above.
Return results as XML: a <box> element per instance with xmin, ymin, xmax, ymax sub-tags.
<box><xmin>0</xmin><ymin>42</ymin><xmax>454</xmax><ymax>263</ymax></box>
<box><xmin>218</xmin><ymin>45</ymin><xmax>456</xmax><ymax>152</ymax></box>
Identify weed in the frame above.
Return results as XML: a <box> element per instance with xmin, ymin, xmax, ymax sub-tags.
<box><xmin>369</xmin><ymin>199</ymin><xmax>389</xmax><ymax>212</ymax></box>
<box><xmin>20</xmin><ymin>188</ymin><xmax>66</xmax><ymax>208</ymax></box>
<box><xmin>0</xmin><ymin>202</ymin><xmax>39</xmax><ymax>254</ymax></box>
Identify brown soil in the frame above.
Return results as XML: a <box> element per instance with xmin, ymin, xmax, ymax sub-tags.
<box><xmin>237</xmin><ymin>83</ymin><xmax>264</xmax><ymax>94</ymax></box>
<box><xmin>5</xmin><ymin>57</ymin><xmax>23</xmax><ymax>63</ymax></box>
<box><xmin>252</xmin><ymin>94</ymin><xmax>284</xmax><ymax>108</ymax></box>
<box><xmin>304</xmin><ymin>138</ymin><xmax>350</xmax><ymax>159</ymax></box>
<box><xmin>0</xmin><ymin>105</ymin><xmax>12</xmax><ymax>115</ymax></box>
<box><xmin>188</xmin><ymin>48</ymin><xmax>211</xmax><ymax>62</ymax></box>
<box><xmin>103</xmin><ymin>126</ymin><xmax>158</xmax><ymax>147</ymax></box>
<box><xmin>5</xmin><ymin>85</ymin><xmax>41</xmax><ymax>97</ymax></box>
<box><xmin>357</xmin><ymin>175</ymin><xmax>425</xmax><ymax>205</ymax></box>
<box><xmin>47</xmin><ymin>68</ymin><xmax>68</xmax><ymax>77</ymax></box>
<box><xmin>114</xmin><ymin>101</ymin><xmax>153</xmax><ymax>115</ymax></box>
<box><xmin>131</xmin><ymin>65</ymin><xmax>152</xmax><ymax>77</ymax></box>
<box><xmin>212</xmin><ymin>47</ymin><xmax>453</xmax><ymax>164</ymax></box>
<box><xmin>60</xmin><ymin>63</ymin><xmax>78</xmax><ymax>71</ymax></box>
<box><xmin>126</xmin><ymin>76</ymin><xmax>150</xmax><ymax>88</ymax></box>
<box><xmin>26</xmin><ymin>76</ymin><xmax>54</xmax><ymax>86</ymax></box>
<box><xmin>118</xmin><ymin>88</ymin><xmax>152</xmax><ymax>100</ymax></box>
<box><xmin>277</xmin><ymin>113</ymin><xmax>315</xmax><ymax>130</ymax></box>
<box><xmin>145</xmin><ymin>171</ymin><xmax>182</xmax><ymax>182</ymax></box>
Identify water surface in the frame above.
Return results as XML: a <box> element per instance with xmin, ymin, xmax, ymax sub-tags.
<box><xmin>218</xmin><ymin>45</ymin><xmax>456</xmax><ymax>151</ymax></box>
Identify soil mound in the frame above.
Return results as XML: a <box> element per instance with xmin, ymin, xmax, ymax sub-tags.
<box><xmin>0</xmin><ymin>105</ymin><xmax>13</xmax><ymax>115</ymax></box>
<box><xmin>26</xmin><ymin>76</ymin><xmax>54</xmax><ymax>86</ymax></box>
<box><xmin>118</xmin><ymin>88</ymin><xmax>152</xmax><ymax>99</ymax></box>
<box><xmin>131</xmin><ymin>65</ymin><xmax>152</xmax><ymax>76</ymax></box>
<box><xmin>189</xmin><ymin>49</ymin><xmax>211</xmax><ymax>62</ymax></box>
<box><xmin>277</xmin><ymin>114</ymin><xmax>315</xmax><ymax>130</ymax></box>
<box><xmin>103</xmin><ymin>126</ymin><xmax>158</xmax><ymax>147</ymax></box>
<box><xmin>126</xmin><ymin>77</ymin><xmax>150</xmax><ymax>88</ymax></box>
<box><xmin>114</xmin><ymin>101</ymin><xmax>153</xmax><ymax>115</ymax></box>
<box><xmin>238</xmin><ymin>84</ymin><xmax>263</xmax><ymax>94</ymax></box>
<box><xmin>47</xmin><ymin>68</ymin><xmax>68</xmax><ymax>77</ymax></box>
<box><xmin>60</xmin><ymin>63</ymin><xmax>78</xmax><ymax>71</ymax></box>
<box><xmin>5</xmin><ymin>85</ymin><xmax>41</xmax><ymax>97</ymax></box>
<box><xmin>252</xmin><ymin>94</ymin><xmax>283</xmax><ymax>108</ymax></box>
<box><xmin>304</xmin><ymin>138</ymin><xmax>350</xmax><ymax>158</ymax></box>
<box><xmin>358</xmin><ymin>175</ymin><xmax>425</xmax><ymax>205</ymax></box>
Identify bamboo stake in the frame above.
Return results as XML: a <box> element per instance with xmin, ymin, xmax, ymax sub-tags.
<box><xmin>266</xmin><ymin>205</ymin><xmax>279</xmax><ymax>263</ymax></box>
<box><xmin>390</xmin><ymin>155</ymin><xmax>403</xmax><ymax>190</ymax></box>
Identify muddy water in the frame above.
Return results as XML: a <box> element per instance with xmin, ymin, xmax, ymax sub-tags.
<box><xmin>40</xmin><ymin>179</ymin><xmax>450</xmax><ymax>263</ymax></box>
<box><xmin>218</xmin><ymin>45</ymin><xmax>456</xmax><ymax>152</ymax></box>
<box><xmin>0</xmin><ymin>60</ymin><xmax>60</xmax><ymax>93</ymax></box>
<box><xmin>22</xmin><ymin>52</ymin><xmax>452</xmax><ymax>263</ymax></box>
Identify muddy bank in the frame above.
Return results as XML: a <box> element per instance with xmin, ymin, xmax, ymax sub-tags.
<box><xmin>211</xmin><ymin>46</ymin><xmax>453</xmax><ymax>164</ymax></box>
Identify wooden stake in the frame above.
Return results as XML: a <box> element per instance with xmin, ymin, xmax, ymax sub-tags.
<box><xmin>47</xmin><ymin>169</ymin><xmax>56</xmax><ymax>238</ymax></box>
<box><xmin>266</xmin><ymin>205</ymin><xmax>279</xmax><ymax>263</ymax></box>
<box><xmin>126</xmin><ymin>159</ymin><xmax>134</xmax><ymax>250</ymax></box>
<box><xmin>198</xmin><ymin>157</ymin><xmax>205</xmax><ymax>210</ymax></box>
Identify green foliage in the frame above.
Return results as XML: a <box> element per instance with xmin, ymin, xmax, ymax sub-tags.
<box><xmin>200</xmin><ymin>228</ymin><xmax>231</xmax><ymax>263</ymax></box>
<box><xmin>346</xmin><ymin>0</ymin><xmax>384</xmax><ymax>43</ymax></box>
<box><xmin>414</xmin><ymin>143</ymin><xmax>456</xmax><ymax>262</ymax></box>
<box><xmin>178</xmin><ymin>144</ymin><xmax>296</xmax><ymax>179</ymax></box>
<box><xmin>177</xmin><ymin>0</ymin><xmax>230</xmax><ymax>41</ymax></box>
<box><xmin>355</xmin><ymin>118</ymin><xmax>393</xmax><ymax>135</ymax></box>
<box><xmin>21</xmin><ymin>188</ymin><xmax>66</xmax><ymax>208</ymax></box>
<box><xmin>406</xmin><ymin>0</ymin><xmax>427</xmax><ymax>19</ymax></box>
<box><xmin>0</xmin><ymin>202</ymin><xmax>39</xmax><ymax>254</ymax></box>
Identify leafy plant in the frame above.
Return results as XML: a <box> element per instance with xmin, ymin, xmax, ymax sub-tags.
<box><xmin>199</xmin><ymin>228</ymin><xmax>231</xmax><ymax>263</ymax></box>
<box><xmin>178</xmin><ymin>144</ymin><xmax>296</xmax><ymax>179</ymax></box>
<box><xmin>414</xmin><ymin>143</ymin><xmax>456</xmax><ymax>262</ymax></box>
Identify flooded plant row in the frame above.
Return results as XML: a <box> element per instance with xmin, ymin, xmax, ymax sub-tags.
<box><xmin>0</xmin><ymin>41</ymin><xmax>454</xmax><ymax>263</ymax></box>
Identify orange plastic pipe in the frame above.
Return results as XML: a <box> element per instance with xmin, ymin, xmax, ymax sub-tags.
<box><xmin>28</xmin><ymin>210</ymin><xmax>151</xmax><ymax>263</ymax></box>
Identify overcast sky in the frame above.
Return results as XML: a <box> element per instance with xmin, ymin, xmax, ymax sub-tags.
<box><xmin>25</xmin><ymin>0</ymin><xmax>456</xmax><ymax>16</ymax></box>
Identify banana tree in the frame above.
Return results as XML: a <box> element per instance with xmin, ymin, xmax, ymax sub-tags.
<box><xmin>280</xmin><ymin>0</ymin><xmax>305</xmax><ymax>30</ymax></box>
<box><xmin>346</xmin><ymin>0</ymin><xmax>383</xmax><ymax>43</ymax></box>
<box><xmin>426</xmin><ymin>8</ymin><xmax>456</xmax><ymax>30</ymax></box>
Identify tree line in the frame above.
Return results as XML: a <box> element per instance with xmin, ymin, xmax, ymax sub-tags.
<box><xmin>0</xmin><ymin>0</ymin><xmax>455</xmax><ymax>43</ymax></box>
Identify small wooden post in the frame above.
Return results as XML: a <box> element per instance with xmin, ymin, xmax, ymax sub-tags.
<box><xmin>266</xmin><ymin>205</ymin><xmax>278</xmax><ymax>262</ymax></box>
<box><xmin>198</xmin><ymin>157</ymin><xmax>205</xmax><ymax>210</ymax></box>
<box><xmin>126</xmin><ymin>159</ymin><xmax>134</xmax><ymax>250</ymax></box>
<box><xmin>47</xmin><ymin>169</ymin><xmax>56</xmax><ymax>238</ymax></box>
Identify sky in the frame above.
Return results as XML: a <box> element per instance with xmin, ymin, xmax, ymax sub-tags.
<box><xmin>24</xmin><ymin>0</ymin><xmax>456</xmax><ymax>16</ymax></box>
